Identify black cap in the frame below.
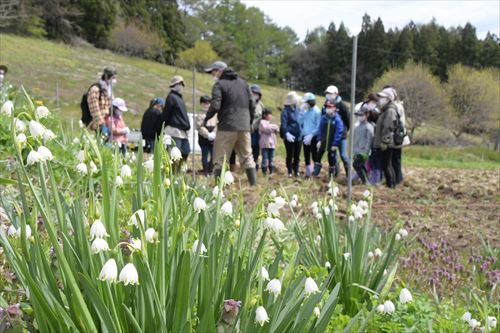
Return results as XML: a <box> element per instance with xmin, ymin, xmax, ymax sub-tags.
<box><xmin>103</xmin><ymin>67</ymin><xmax>117</xmax><ymax>77</ymax></box>
<box><xmin>200</xmin><ymin>95</ymin><xmax>211</xmax><ymax>103</ymax></box>
<box><xmin>0</xmin><ymin>65</ymin><xmax>7</xmax><ymax>74</ymax></box>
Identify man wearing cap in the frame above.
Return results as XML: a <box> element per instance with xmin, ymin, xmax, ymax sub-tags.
<box><xmin>250</xmin><ymin>84</ymin><xmax>264</xmax><ymax>171</ymax></box>
<box><xmin>204</xmin><ymin>61</ymin><xmax>257</xmax><ymax>186</ymax></box>
<box><xmin>87</xmin><ymin>67</ymin><xmax>117</xmax><ymax>132</ymax></box>
<box><xmin>324</xmin><ymin>85</ymin><xmax>351</xmax><ymax>177</ymax></box>
<box><xmin>0</xmin><ymin>65</ymin><xmax>8</xmax><ymax>89</ymax></box>
<box><xmin>141</xmin><ymin>97</ymin><xmax>165</xmax><ymax>153</ymax></box>
<box><xmin>163</xmin><ymin>75</ymin><xmax>191</xmax><ymax>162</ymax></box>
<box><xmin>373</xmin><ymin>87</ymin><xmax>398</xmax><ymax>188</ymax></box>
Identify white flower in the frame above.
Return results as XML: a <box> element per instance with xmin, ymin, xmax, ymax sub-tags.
<box><xmin>193</xmin><ymin>197</ymin><xmax>207</xmax><ymax>213</ymax></box>
<box><xmin>221</xmin><ymin>201</ymin><xmax>233</xmax><ymax>216</ymax></box>
<box><xmin>363</xmin><ymin>189</ymin><xmax>371</xmax><ymax>198</ymax></box>
<box><xmin>234</xmin><ymin>219</ymin><xmax>240</xmax><ymax>227</ymax></box>
<box><xmin>24</xmin><ymin>225</ymin><xmax>32</xmax><ymax>238</ymax></box>
<box><xmin>274</xmin><ymin>196</ymin><xmax>286</xmax><ymax>208</ymax></box>
<box><xmin>16</xmin><ymin>133</ymin><xmax>27</xmax><ymax>144</ymax></box>
<box><xmin>35</xmin><ymin>106</ymin><xmax>50</xmax><ymax>118</ymax></box>
<box><xmin>290</xmin><ymin>199</ymin><xmax>297</xmax><ymax>208</ymax></box>
<box><xmin>323</xmin><ymin>206</ymin><xmax>330</xmax><ymax>215</ymax></box>
<box><xmin>368</xmin><ymin>251</ymin><xmax>374</xmax><ymax>259</ymax></box>
<box><xmin>315</xmin><ymin>235</ymin><xmax>321</xmax><ymax>243</ymax></box>
<box><xmin>78</xmin><ymin>120</ymin><xmax>85</xmax><ymax>128</ymax></box>
<box><xmin>130</xmin><ymin>238</ymin><xmax>142</xmax><ymax>251</ymax></box>
<box><xmin>91</xmin><ymin>238</ymin><xmax>110</xmax><ymax>254</ymax></box>
<box><xmin>462</xmin><ymin>312</ymin><xmax>472</xmax><ymax>323</ymax></box>
<box><xmin>351</xmin><ymin>204</ymin><xmax>364</xmax><ymax>220</ymax></box>
<box><xmin>358</xmin><ymin>200</ymin><xmax>369</xmax><ymax>213</ymax></box>
<box><xmin>115</xmin><ymin>176</ymin><xmax>124</xmax><ymax>187</ymax></box>
<box><xmin>89</xmin><ymin>161</ymin><xmax>98</xmax><ymax>174</ymax></box>
<box><xmin>223</xmin><ymin>171</ymin><xmax>234</xmax><ymax>185</ymax></box>
<box><xmin>270</xmin><ymin>189</ymin><xmax>277</xmax><ymax>198</ymax></box>
<box><xmin>255</xmin><ymin>306</ymin><xmax>269</xmax><ymax>326</ymax></box>
<box><xmin>27</xmin><ymin>150</ymin><xmax>43</xmax><ymax>165</ymax></box>
<box><xmin>469</xmin><ymin>319</ymin><xmax>480</xmax><ymax>329</ymax></box>
<box><xmin>325</xmin><ymin>261</ymin><xmax>331</xmax><ymax>269</ymax></box>
<box><xmin>487</xmin><ymin>316</ymin><xmax>496</xmax><ymax>328</ymax></box>
<box><xmin>348</xmin><ymin>215</ymin><xmax>355</xmax><ymax>223</ymax></box>
<box><xmin>170</xmin><ymin>146</ymin><xmax>182</xmax><ymax>162</ymax></box>
<box><xmin>145</xmin><ymin>228</ymin><xmax>157</xmax><ymax>243</ymax></box>
<box><xmin>164</xmin><ymin>178</ymin><xmax>171</xmax><ymax>187</ymax></box>
<box><xmin>163</xmin><ymin>134</ymin><xmax>172</xmax><ymax>146</ymax></box>
<box><xmin>313</xmin><ymin>307</ymin><xmax>321</xmax><ymax>318</ymax></box>
<box><xmin>316</xmin><ymin>213</ymin><xmax>322</xmax><ymax>220</ymax></box>
<box><xmin>311</xmin><ymin>201</ymin><xmax>318</xmax><ymax>209</ymax></box>
<box><xmin>14</xmin><ymin>118</ymin><xmax>26</xmax><ymax>132</ymax></box>
<box><xmin>7</xmin><ymin>225</ymin><xmax>18</xmax><ymax>237</ymax></box>
<box><xmin>120</xmin><ymin>165</ymin><xmax>132</xmax><ymax>178</ymax></box>
<box><xmin>90</xmin><ymin>219</ymin><xmax>109</xmax><ymax>239</ymax></box>
<box><xmin>76</xmin><ymin>150</ymin><xmax>85</xmax><ymax>162</ymax></box>
<box><xmin>383</xmin><ymin>300</ymin><xmax>395</xmax><ymax>314</ymax></box>
<box><xmin>192</xmin><ymin>240</ymin><xmax>207</xmax><ymax>255</ymax></box>
<box><xmin>383</xmin><ymin>269</ymin><xmax>388</xmax><ymax>276</ymax></box>
<box><xmin>260</xmin><ymin>266</ymin><xmax>270</xmax><ymax>280</ymax></box>
<box><xmin>374</xmin><ymin>248</ymin><xmax>383</xmax><ymax>258</ymax></box>
<box><xmin>119</xmin><ymin>263</ymin><xmax>139</xmax><ymax>285</ymax></box>
<box><xmin>263</xmin><ymin>216</ymin><xmax>274</xmax><ymax>229</ymax></box>
<box><xmin>1</xmin><ymin>100</ymin><xmax>13</xmax><ymax>116</ymax></box>
<box><xmin>398</xmin><ymin>228</ymin><xmax>408</xmax><ymax>238</ymax></box>
<box><xmin>76</xmin><ymin>163</ymin><xmax>88</xmax><ymax>175</ymax></box>
<box><xmin>343</xmin><ymin>252</ymin><xmax>351</xmax><ymax>260</ymax></box>
<box><xmin>144</xmin><ymin>159</ymin><xmax>154</xmax><ymax>173</ymax></box>
<box><xmin>130</xmin><ymin>209</ymin><xmax>145</xmax><ymax>227</ymax></box>
<box><xmin>37</xmin><ymin>146</ymin><xmax>53</xmax><ymax>161</ymax></box>
<box><xmin>99</xmin><ymin>259</ymin><xmax>118</xmax><ymax>282</ymax></box>
<box><xmin>376</xmin><ymin>304</ymin><xmax>385</xmax><ymax>313</ymax></box>
<box><xmin>266</xmin><ymin>279</ymin><xmax>282</xmax><ymax>296</ymax></box>
<box><xmin>72</xmin><ymin>137</ymin><xmax>80</xmax><ymax>145</ymax></box>
<box><xmin>311</xmin><ymin>206</ymin><xmax>319</xmax><ymax>216</ymax></box>
<box><xmin>271</xmin><ymin>218</ymin><xmax>286</xmax><ymax>232</ymax></box>
<box><xmin>328</xmin><ymin>186</ymin><xmax>339</xmax><ymax>197</ymax></box>
<box><xmin>29</xmin><ymin>120</ymin><xmax>45</xmax><ymax>138</ymax></box>
<box><xmin>291</xmin><ymin>194</ymin><xmax>298</xmax><ymax>202</ymax></box>
<box><xmin>212</xmin><ymin>186</ymin><xmax>224</xmax><ymax>198</ymax></box>
<box><xmin>395</xmin><ymin>233</ymin><xmax>401</xmax><ymax>241</ymax></box>
<box><xmin>399</xmin><ymin>288</ymin><xmax>412</xmax><ymax>304</ymax></box>
<box><xmin>43</xmin><ymin>129</ymin><xmax>56</xmax><ymax>141</ymax></box>
<box><xmin>304</xmin><ymin>277</ymin><xmax>319</xmax><ymax>296</ymax></box>
<box><xmin>267</xmin><ymin>202</ymin><xmax>282</xmax><ymax>216</ymax></box>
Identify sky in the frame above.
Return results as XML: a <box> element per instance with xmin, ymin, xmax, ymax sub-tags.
<box><xmin>240</xmin><ymin>0</ymin><xmax>500</xmax><ymax>41</ymax></box>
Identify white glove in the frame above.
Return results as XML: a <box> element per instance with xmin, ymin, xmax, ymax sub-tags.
<box><xmin>285</xmin><ymin>132</ymin><xmax>295</xmax><ymax>142</ymax></box>
<box><xmin>303</xmin><ymin>134</ymin><xmax>313</xmax><ymax>145</ymax></box>
<box><xmin>123</xmin><ymin>127</ymin><xmax>130</xmax><ymax>134</ymax></box>
<box><xmin>316</xmin><ymin>141</ymin><xmax>321</xmax><ymax>150</ymax></box>
<box><xmin>207</xmin><ymin>132</ymin><xmax>216</xmax><ymax>141</ymax></box>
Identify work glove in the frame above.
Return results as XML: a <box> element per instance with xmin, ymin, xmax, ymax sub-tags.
<box><xmin>380</xmin><ymin>143</ymin><xmax>388</xmax><ymax>151</ymax></box>
<box><xmin>360</xmin><ymin>152</ymin><xmax>369</xmax><ymax>160</ymax></box>
<box><xmin>316</xmin><ymin>141</ymin><xmax>321</xmax><ymax>150</ymax></box>
<box><xmin>330</xmin><ymin>146</ymin><xmax>338</xmax><ymax>152</ymax></box>
<box><xmin>207</xmin><ymin>132</ymin><xmax>216</xmax><ymax>141</ymax></box>
<box><xmin>123</xmin><ymin>127</ymin><xmax>130</xmax><ymax>135</ymax></box>
<box><xmin>100</xmin><ymin>124</ymin><xmax>110</xmax><ymax>137</ymax></box>
<box><xmin>285</xmin><ymin>132</ymin><xmax>295</xmax><ymax>143</ymax></box>
<box><xmin>303</xmin><ymin>134</ymin><xmax>313</xmax><ymax>145</ymax></box>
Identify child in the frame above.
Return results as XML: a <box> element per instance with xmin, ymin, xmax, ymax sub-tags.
<box><xmin>141</xmin><ymin>97</ymin><xmax>164</xmax><ymax>153</ymax></box>
<box><xmin>280</xmin><ymin>91</ymin><xmax>303</xmax><ymax>177</ymax></box>
<box><xmin>259</xmin><ymin>108</ymin><xmax>279</xmax><ymax>175</ymax></box>
<box><xmin>195</xmin><ymin>95</ymin><xmax>217</xmax><ymax>176</ymax></box>
<box><xmin>105</xmin><ymin>97</ymin><xmax>130</xmax><ymax>155</ymax></box>
<box><xmin>353</xmin><ymin>106</ymin><xmax>374</xmax><ymax>184</ymax></box>
<box><xmin>314</xmin><ymin>100</ymin><xmax>344</xmax><ymax>178</ymax></box>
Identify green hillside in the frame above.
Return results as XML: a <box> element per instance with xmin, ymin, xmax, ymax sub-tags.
<box><xmin>0</xmin><ymin>34</ymin><xmax>293</xmax><ymax>128</ymax></box>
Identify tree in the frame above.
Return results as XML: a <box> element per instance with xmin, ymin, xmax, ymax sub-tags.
<box><xmin>459</xmin><ymin>22</ymin><xmax>480</xmax><ymax>67</ymax></box>
<box><xmin>370</xmin><ymin>62</ymin><xmax>449</xmax><ymax>139</ymax></box>
<box><xmin>177</xmin><ymin>40</ymin><xmax>219</xmax><ymax>71</ymax></box>
<box><xmin>480</xmin><ymin>32</ymin><xmax>500</xmax><ymax>68</ymax></box>
<box><xmin>77</xmin><ymin>0</ymin><xmax>116</xmax><ymax>46</ymax></box>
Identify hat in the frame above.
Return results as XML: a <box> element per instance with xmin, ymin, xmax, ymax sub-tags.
<box><xmin>324</xmin><ymin>85</ymin><xmax>339</xmax><ymax>95</ymax></box>
<box><xmin>377</xmin><ymin>87</ymin><xmax>396</xmax><ymax>101</ymax></box>
<box><xmin>204</xmin><ymin>61</ymin><xmax>228</xmax><ymax>73</ymax></box>
<box><xmin>355</xmin><ymin>106</ymin><xmax>370</xmax><ymax>116</ymax></box>
<box><xmin>152</xmin><ymin>97</ymin><xmax>165</xmax><ymax>107</ymax></box>
<box><xmin>250</xmin><ymin>84</ymin><xmax>262</xmax><ymax>95</ymax></box>
<box><xmin>383</xmin><ymin>85</ymin><xmax>398</xmax><ymax>99</ymax></box>
<box><xmin>302</xmin><ymin>92</ymin><xmax>316</xmax><ymax>102</ymax></box>
<box><xmin>103</xmin><ymin>67</ymin><xmax>117</xmax><ymax>77</ymax></box>
<box><xmin>285</xmin><ymin>91</ymin><xmax>300</xmax><ymax>106</ymax></box>
<box><xmin>112</xmin><ymin>98</ymin><xmax>128</xmax><ymax>112</ymax></box>
<box><xmin>0</xmin><ymin>65</ymin><xmax>7</xmax><ymax>74</ymax></box>
<box><xmin>200</xmin><ymin>95</ymin><xmax>211</xmax><ymax>103</ymax></box>
<box><xmin>169</xmin><ymin>75</ymin><xmax>184</xmax><ymax>87</ymax></box>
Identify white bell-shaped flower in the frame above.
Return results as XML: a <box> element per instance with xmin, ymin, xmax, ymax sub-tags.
<box><xmin>27</xmin><ymin>150</ymin><xmax>43</xmax><ymax>165</ymax></box>
<box><xmin>193</xmin><ymin>197</ymin><xmax>207</xmax><ymax>213</ymax></box>
<box><xmin>91</xmin><ymin>238</ymin><xmax>110</xmax><ymax>254</ymax></box>
<box><xmin>130</xmin><ymin>209</ymin><xmax>145</xmax><ymax>227</ymax></box>
<box><xmin>16</xmin><ymin>133</ymin><xmax>27</xmax><ymax>145</ymax></box>
<box><xmin>223</xmin><ymin>171</ymin><xmax>234</xmax><ymax>185</ymax></box>
<box><xmin>266</xmin><ymin>279</ymin><xmax>282</xmax><ymax>296</ymax></box>
<box><xmin>221</xmin><ymin>201</ymin><xmax>233</xmax><ymax>216</ymax></box>
<box><xmin>260</xmin><ymin>267</ymin><xmax>269</xmax><ymax>280</ymax></box>
<box><xmin>145</xmin><ymin>228</ymin><xmax>157</xmax><ymax>243</ymax></box>
<box><xmin>1</xmin><ymin>100</ymin><xmax>13</xmax><ymax>116</ymax></box>
<box><xmin>29</xmin><ymin>120</ymin><xmax>45</xmax><ymax>138</ymax></box>
<box><xmin>37</xmin><ymin>146</ymin><xmax>54</xmax><ymax>161</ymax></box>
<box><xmin>119</xmin><ymin>263</ymin><xmax>139</xmax><ymax>285</ymax></box>
<box><xmin>120</xmin><ymin>165</ymin><xmax>132</xmax><ymax>178</ymax></box>
<box><xmin>99</xmin><ymin>259</ymin><xmax>118</xmax><ymax>282</ymax></box>
<box><xmin>89</xmin><ymin>219</ymin><xmax>109</xmax><ymax>240</ymax></box>
<box><xmin>192</xmin><ymin>239</ymin><xmax>207</xmax><ymax>255</ymax></box>
<box><xmin>35</xmin><ymin>106</ymin><xmax>50</xmax><ymax>118</ymax></box>
<box><xmin>399</xmin><ymin>288</ymin><xmax>413</xmax><ymax>304</ymax></box>
<box><xmin>76</xmin><ymin>162</ymin><xmax>88</xmax><ymax>175</ymax></box>
<box><xmin>170</xmin><ymin>146</ymin><xmax>182</xmax><ymax>162</ymax></box>
<box><xmin>255</xmin><ymin>306</ymin><xmax>269</xmax><ymax>326</ymax></box>
<box><xmin>383</xmin><ymin>300</ymin><xmax>395</xmax><ymax>314</ymax></box>
<box><xmin>304</xmin><ymin>277</ymin><xmax>319</xmax><ymax>296</ymax></box>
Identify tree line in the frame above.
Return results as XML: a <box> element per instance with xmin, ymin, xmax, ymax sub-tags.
<box><xmin>1</xmin><ymin>0</ymin><xmax>499</xmax><ymax>99</ymax></box>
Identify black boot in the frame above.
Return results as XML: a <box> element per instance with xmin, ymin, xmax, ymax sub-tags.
<box><xmin>246</xmin><ymin>168</ymin><xmax>257</xmax><ymax>186</ymax></box>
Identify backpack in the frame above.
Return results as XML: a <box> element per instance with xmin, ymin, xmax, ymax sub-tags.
<box><xmin>393</xmin><ymin>108</ymin><xmax>406</xmax><ymax>146</ymax></box>
<box><xmin>80</xmin><ymin>83</ymin><xmax>105</xmax><ymax>126</ymax></box>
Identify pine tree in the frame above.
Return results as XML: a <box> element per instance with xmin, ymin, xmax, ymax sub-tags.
<box><xmin>459</xmin><ymin>22</ymin><xmax>480</xmax><ymax>67</ymax></box>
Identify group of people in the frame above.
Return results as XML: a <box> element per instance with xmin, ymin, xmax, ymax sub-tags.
<box><xmin>84</xmin><ymin>61</ymin><xmax>408</xmax><ymax>188</ymax></box>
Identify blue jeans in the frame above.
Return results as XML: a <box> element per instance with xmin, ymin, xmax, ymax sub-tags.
<box><xmin>200</xmin><ymin>143</ymin><xmax>213</xmax><ymax>173</ymax></box>
<box><xmin>261</xmin><ymin>148</ymin><xmax>275</xmax><ymax>174</ymax></box>
<box><xmin>146</xmin><ymin>138</ymin><xmax>155</xmax><ymax>153</ymax></box>
<box><xmin>339</xmin><ymin>138</ymin><xmax>349</xmax><ymax>174</ymax></box>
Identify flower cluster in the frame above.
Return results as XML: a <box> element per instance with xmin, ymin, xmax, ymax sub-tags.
<box><xmin>99</xmin><ymin>259</ymin><xmax>139</xmax><ymax>285</ymax></box>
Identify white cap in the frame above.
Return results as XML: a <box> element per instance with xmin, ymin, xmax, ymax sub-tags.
<box><xmin>112</xmin><ymin>98</ymin><xmax>128</xmax><ymax>112</ymax></box>
<box><xmin>324</xmin><ymin>85</ymin><xmax>339</xmax><ymax>95</ymax></box>
<box><xmin>377</xmin><ymin>88</ymin><xmax>396</xmax><ymax>101</ymax></box>
<box><xmin>285</xmin><ymin>91</ymin><xmax>300</xmax><ymax>106</ymax></box>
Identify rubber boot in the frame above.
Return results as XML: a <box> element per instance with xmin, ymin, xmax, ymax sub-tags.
<box><xmin>269</xmin><ymin>165</ymin><xmax>274</xmax><ymax>175</ymax></box>
<box><xmin>305</xmin><ymin>164</ymin><xmax>312</xmax><ymax>178</ymax></box>
<box><xmin>328</xmin><ymin>166</ymin><xmax>337</xmax><ymax>178</ymax></box>
<box><xmin>313</xmin><ymin>163</ymin><xmax>322</xmax><ymax>177</ymax></box>
<box><xmin>246</xmin><ymin>168</ymin><xmax>257</xmax><ymax>186</ymax></box>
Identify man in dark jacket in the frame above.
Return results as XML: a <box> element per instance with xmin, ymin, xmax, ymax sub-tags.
<box><xmin>163</xmin><ymin>75</ymin><xmax>191</xmax><ymax>161</ymax></box>
<box><xmin>141</xmin><ymin>97</ymin><xmax>164</xmax><ymax>153</ymax></box>
<box><xmin>204</xmin><ymin>61</ymin><xmax>257</xmax><ymax>185</ymax></box>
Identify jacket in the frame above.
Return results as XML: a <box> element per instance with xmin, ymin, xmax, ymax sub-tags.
<box><xmin>280</xmin><ymin>105</ymin><xmax>302</xmax><ymax>139</ymax></box>
<box><xmin>205</xmin><ymin>68</ymin><xmax>255</xmax><ymax>131</ymax></box>
<box><xmin>196</xmin><ymin>112</ymin><xmax>218</xmax><ymax>146</ymax></box>
<box><xmin>322</xmin><ymin>96</ymin><xmax>350</xmax><ymax>139</ymax></box>
<box><xmin>251</xmin><ymin>101</ymin><xmax>265</xmax><ymax>132</ymax></box>
<box><xmin>317</xmin><ymin>113</ymin><xmax>343</xmax><ymax>150</ymax></box>
<box><xmin>394</xmin><ymin>101</ymin><xmax>411</xmax><ymax>147</ymax></box>
<box><xmin>105</xmin><ymin>114</ymin><xmax>128</xmax><ymax>144</ymax></box>
<box><xmin>353</xmin><ymin>121</ymin><xmax>374</xmax><ymax>154</ymax></box>
<box><xmin>259</xmin><ymin>119</ymin><xmax>279</xmax><ymax>149</ymax></box>
<box><xmin>141</xmin><ymin>107</ymin><xmax>162</xmax><ymax>140</ymax></box>
<box><xmin>163</xmin><ymin>90</ymin><xmax>190</xmax><ymax>132</ymax></box>
<box><xmin>87</xmin><ymin>81</ymin><xmax>110</xmax><ymax>130</ymax></box>
<box><xmin>301</xmin><ymin>105</ymin><xmax>321</xmax><ymax>137</ymax></box>
<box><xmin>373</xmin><ymin>102</ymin><xmax>398</xmax><ymax>148</ymax></box>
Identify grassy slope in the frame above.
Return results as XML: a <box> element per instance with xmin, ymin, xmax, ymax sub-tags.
<box><xmin>1</xmin><ymin>34</ymin><xmax>498</xmax><ymax>169</ymax></box>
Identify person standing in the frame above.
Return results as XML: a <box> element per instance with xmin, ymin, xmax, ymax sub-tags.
<box><xmin>87</xmin><ymin>67</ymin><xmax>117</xmax><ymax>134</ymax></box>
<box><xmin>163</xmin><ymin>75</ymin><xmax>191</xmax><ymax>163</ymax></box>
<box><xmin>300</xmin><ymin>92</ymin><xmax>321</xmax><ymax>178</ymax></box>
<box><xmin>259</xmin><ymin>108</ymin><xmax>279</xmax><ymax>175</ymax></box>
<box><xmin>0</xmin><ymin>65</ymin><xmax>7</xmax><ymax>89</ymax></box>
<box><xmin>373</xmin><ymin>87</ymin><xmax>398</xmax><ymax>188</ymax></box>
<box><xmin>324</xmin><ymin>85</ymin><xmax>351</xmax><ymax>177</ymax></box>
<box><xmin>196</xmin><ymin>95</ymin><xmax>217</xmax><ymax>176</ymax></box>
<box><xmin>105</xmin><ymin>98</ymin><xmax>129</xmax><ymax>155</ymax></box>
<box><xmin>250</xmin><ymin>84</ymin><xmax>264</xmax><ymax>171</ymax></box>
<box><xmin>281</xmin><ymin>91</ymin><xmax>303</xmax><ymax>177</ymax></box>
<box><xmin>204</xmin><ymin>61</ymin><xmax>257</xmax><ymax>186</ymax></box>
<box><xmin>141</xmin><ymin>97</ymin><xmax>164</xmax><ymax>153</ymax></box>
<box><xmin>353</xmin><ymin>106</ymin><xmax>374</xmax><ymax>184</ymax></box>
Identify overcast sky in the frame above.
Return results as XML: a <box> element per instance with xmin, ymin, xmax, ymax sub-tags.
<box><xmin>241</xmin><ymin>0</ymin><xmax>499</xmax><ymax>41</ymax></box>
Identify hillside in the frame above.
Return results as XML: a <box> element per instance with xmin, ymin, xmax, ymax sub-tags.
<box><xmin>0</xmin><ymin>34</ymin><xmax>294</xmax><ymax>128</ymax></box>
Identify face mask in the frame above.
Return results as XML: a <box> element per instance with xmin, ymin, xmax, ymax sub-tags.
<box><xmin>325</xmin><ymin>93</ymin><xmax>333</xmax><ymax>101</ymax></box>
<box><xmin>111</xmin><ymin>78</ymin><xmax>117</xmax><ymax>85</ymax></box>
<box><xmin>0</xmin><ymin>74</ymin><xmax>4</xmax><ymax>82</ymax></box>
<box><xmin>173</xmin><ymin>84</ymin><xmax>184</xmax><ymax>94</ymax></box>
<box><xmin>356</xmin><ymin>115</ymin><xmax>365</xmax><ymax>123</ymax></box>
<box><xmin>326</xmin><ymin>108</ymin><xmax>335</xmax><ymax>116</ymax></box>
<box><xmin>377</xmin><ymin>97</ymin><xmax>389</xmax><ymax>108</ymax></box>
